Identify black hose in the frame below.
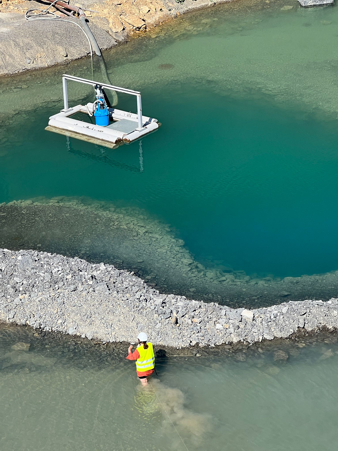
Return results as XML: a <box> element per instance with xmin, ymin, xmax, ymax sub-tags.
<box><xmin>97</xmin><ymin>56</ymin><xmax>118</xmax><ymax>106</ymax></box>
<box><xmin>80</xmin><ymin>16</ymin><xmax>118</xmax><ymax>106</ymax></box>
<box><xmin>102</xmin><ymin>88</ymin><xmax>112</xmax><ymax>109</ymax></box>
<box><xmin>79</xmin><ymin>14</ymin><xmax>101</xmax><ymax>57</ymax></box>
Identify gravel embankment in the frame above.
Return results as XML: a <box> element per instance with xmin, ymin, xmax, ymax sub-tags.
<box><xmin>0</xmin><ymin>249</ymin><xmax>337</xmax><ymax>347</ymax></box>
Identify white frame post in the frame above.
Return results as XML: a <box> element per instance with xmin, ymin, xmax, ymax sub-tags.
<box><xmin>61</xmin><ymin>74</ymin><xmax>144</xmax><ymax>129</ymax></box>
<box><xmin>136</xmin><ymin>94</ymin><xmax>143</xmax><ymax>130</ymax></box>
<box><xmin>62</xmin><ymin>76</ymin><xmax>69</xmax><ymax>111</ymax></box>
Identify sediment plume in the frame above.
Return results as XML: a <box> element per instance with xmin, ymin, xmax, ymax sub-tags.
<box><xmin>135</xmin><ymin>380</ymin><xmax>211</xmax><ymax>448</ymax></box>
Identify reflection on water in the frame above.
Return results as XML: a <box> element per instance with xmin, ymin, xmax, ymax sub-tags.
<box><xmin>66</xmin><ymin>136</ymin><xmax>144</xmax><ymax>173</ymax></box>
<box><xmin>2</xmin><ymin>323</ymin><xmax>338</xmax><ymax>450</ymax></box>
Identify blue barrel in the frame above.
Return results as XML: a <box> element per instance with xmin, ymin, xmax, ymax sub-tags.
<box><xmin>94</xmin><ymin>106</ymin><xmax>109</xmax><ymax>126</ymax></box>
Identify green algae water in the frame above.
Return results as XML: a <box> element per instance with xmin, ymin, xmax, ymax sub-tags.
<box><xmin>2</xmin><ymin>0</ymin><xmax>338</xmax><ymax>304</ymax></box>
<box><xmin>1</xmin><ymin>324</ymin><xmax>338</xmax><ymax>451</ymax></box>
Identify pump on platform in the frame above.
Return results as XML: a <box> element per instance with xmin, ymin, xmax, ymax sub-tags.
<box><xmin>46</xmin><ymin>75</ymin><xmax>160</xmax><ymax>149</ymax></box>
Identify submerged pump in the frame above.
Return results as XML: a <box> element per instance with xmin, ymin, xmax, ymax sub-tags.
<box><xmin>93</xmin><ymin>84</ymin><xmax>110</xmax><ymax>126</ymax></box>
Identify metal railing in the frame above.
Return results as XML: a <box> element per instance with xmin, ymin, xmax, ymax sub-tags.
<box><xmin>62</xmin><ymin>74</ymin><xmax>144</xmax><ymax>130</ymax></box>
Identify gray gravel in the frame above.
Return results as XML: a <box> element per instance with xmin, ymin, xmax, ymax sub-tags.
<box><xmin>0</xmin><ymin>248</ymin><xmax>337</xmax><ymax>348</ymax></box>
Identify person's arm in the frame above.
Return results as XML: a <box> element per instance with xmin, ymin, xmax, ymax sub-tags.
<box><xmin>126</xmin><ymin>347</ymin><xmax>140</xmax><ymax>360</ymax></box>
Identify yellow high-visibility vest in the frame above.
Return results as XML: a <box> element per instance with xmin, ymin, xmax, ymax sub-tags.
<box><xmin>136</xmin><ymin>343</ymin><xmax>155</xmax><ymax>372</ymax></box>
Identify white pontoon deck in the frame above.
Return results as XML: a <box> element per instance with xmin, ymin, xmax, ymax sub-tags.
<box><xmin>46</xmin><ymin>75</ymin><xmax>160</xmax><ymax>149</ymax></box>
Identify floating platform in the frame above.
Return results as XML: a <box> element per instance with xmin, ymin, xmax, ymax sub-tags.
<box><xmin>47</xmin><ymin>104</ymin><xmax>159</xmax><ymax>149</ymax></box>
<box><xmin>298</xmin><ymin>0</ymin><xmax>333</xmax><ymax>6</ymax></box>
<box><xmin>46</xmin><ymin>75</ymin><xmax>160</xmax><ymax>149</ymax></box>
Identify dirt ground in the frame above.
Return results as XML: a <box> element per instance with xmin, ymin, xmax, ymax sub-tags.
<box><xmin>0</xmin><ymin>0</ymin><xmax>231</xmax><ymax>76</ymax></box>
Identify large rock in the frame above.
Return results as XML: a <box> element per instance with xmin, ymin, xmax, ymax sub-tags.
<box><xmin>121</xmin><ymin>14</ymin><xmax>145</xmax><ymax>29</ymax></box>
<box><xmin>139</xmin><ymin>5</ymin><xmax>151</xmax><ymax>17</ymax></box>
<box><xmin>108</xmin><ymin>15</ymin><xmax>124</xmax><ymax>33</ymax></box>
<box><xmin>241</xmin><ymin>309</ymin><xmax>254</xmax><ymax>322</ymax></box>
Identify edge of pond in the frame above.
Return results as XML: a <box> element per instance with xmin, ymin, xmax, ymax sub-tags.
<box><xmin>1</xmin><ymin>248</ymin><xmax>338</xmax><ymax>351</ymax></box>
<box><xmin>1</xmin><ymin>320</ymin><xmax>338</xmax><ymax>361</ymax></box>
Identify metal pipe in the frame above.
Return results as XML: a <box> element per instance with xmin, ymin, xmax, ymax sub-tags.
<box><xmin>44</xmin><ymin>0</ymin><xmax>81</xmax><ymax>14</ymax></box>
<box><xmin>53</xmin><ymin>4</ymin><xmax>74</xmax><ymax>17</ymax></box>
<box><xmin>62</xmin><ymin>77</ymin><xmax>68</xmax><ymax>110</ymax></box>
<box><xmin>137</xmin><ymin>94</ymin><xmax>143</xmax><ymax>129</ymax></box>
<box><xmin>63</xmin><ymin>74</ymin><xmax>140</xmax><ymax>96</ymax></box>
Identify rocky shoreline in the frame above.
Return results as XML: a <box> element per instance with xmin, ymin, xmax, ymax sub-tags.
<box><xmin>1</xmin><ymin>248</ymin><xmax>337</xmax><ymax>348</ymax></box>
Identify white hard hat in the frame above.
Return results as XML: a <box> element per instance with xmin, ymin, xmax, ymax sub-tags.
<box><xmin>137</xmin><ymin>332</ymin><xmax>148</xmax><ymax>342</ymax></box>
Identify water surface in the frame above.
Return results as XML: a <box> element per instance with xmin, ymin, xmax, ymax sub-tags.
<box><xmin>1</xmin><ymin>324</ymin><xmax>338</xmax><ymax>450</ymax></box>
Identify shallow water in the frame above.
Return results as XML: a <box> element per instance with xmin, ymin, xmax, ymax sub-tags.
<box><xmin>1</xmin><ymin>324</ymin><xmax>338</xmax><ymax>450</ymax></box>
<box><xmin>2</xmin><ymin>0</ymin><xmax>338</xmax><ymax>304</ymax></box>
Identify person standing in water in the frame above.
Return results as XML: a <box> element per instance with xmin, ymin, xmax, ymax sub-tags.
<box><xmin>127</xmin><ymin>332</ymin><xmax>155</xmax><ymax>386</ymax></box>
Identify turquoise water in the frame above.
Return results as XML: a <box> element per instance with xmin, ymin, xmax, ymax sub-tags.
<box><xmin>2</xmin><ymin>0</ymin><xmax>338</xmax><ymax>302</ymax></box>
<box><xmin>3</xmin><ymin>92</ymin><xmax>338</xmax><ymax>278</ymax></box>
<box><xmin>1</xmin><ymin>324</ymin><xmax>338</xmax><ymax>451</ymax></box>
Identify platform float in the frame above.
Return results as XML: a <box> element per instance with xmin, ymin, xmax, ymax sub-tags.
<box><xmin>46</xmin><ymin>74</ymin><xmax>160</xmax><ymax>149</ymax></box>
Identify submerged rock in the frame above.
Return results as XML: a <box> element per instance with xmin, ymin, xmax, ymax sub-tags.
<box><xmin>234</xmin><ymin>352</ymin><xmax>247</xmax><ymax>362</ymax></box>
<box><xmin>158</xmin><ymin>63</ymin><xmax>174</xmax><ymax>69</ymax></box>
<box><xmin>273</xmin><ymin>350</ymin><xmax>289</xmax><ymax>362</ymax></box>
<box><xmin>319</xmin><ymin>349</ymin><xmax>334</xmax><ymax>360</ymax></box>
<box><xmin>265</xmin><ymin>365</ymin><xmax>281</xmax><ymax>376</ymax></box>
<box><xmin>11</xmin><ymin>342</ymin><xmax>30</xmax><ymax>351</ymax></box>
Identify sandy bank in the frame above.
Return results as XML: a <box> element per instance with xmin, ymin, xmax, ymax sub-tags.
<box><xmin>1</xmin><ymin>248</ymin><xmax>338</xmax><ymax>348</ymax></box>
<box><xmin>0</xmin><ymin>0</ymin><xmax>232</xmax><ymax>77</ymax></box>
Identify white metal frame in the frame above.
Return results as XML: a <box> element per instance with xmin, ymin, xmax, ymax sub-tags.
<box><xmin>62</xmin><ymin>74</ymin><xmax>144</xmax><ymax>130</ymax></box>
